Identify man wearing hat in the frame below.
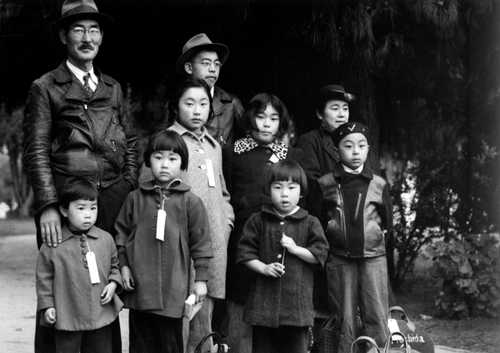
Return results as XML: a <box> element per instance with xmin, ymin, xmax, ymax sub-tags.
<box><xmin>23</xmin><ymin>0</ymin><xmax>138</xmax><ymax>351</ymax></box>
<box><xmin>174</xmin><ymin>33</ymin><xmax>244</xmax><ymax>146</ymax></box>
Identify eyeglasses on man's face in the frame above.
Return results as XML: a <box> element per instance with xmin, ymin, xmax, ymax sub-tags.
<box><xmin>69</xmin><ymin>26</ymin><xmax>102</xmax><ymax>39</ymax></box>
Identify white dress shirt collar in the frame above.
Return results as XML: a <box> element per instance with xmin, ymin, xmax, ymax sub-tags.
<box><xmin>66</xmin><ymin>60</ymin><xmax>98</xmax><ymax>91</ymax></box>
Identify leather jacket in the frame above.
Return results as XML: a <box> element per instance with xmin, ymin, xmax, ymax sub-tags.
<box><xmin>23</xmin><ymin>62</ymin><xmax>138</xmax><ymax>214</ymax></box>
<box><xmin>317</xmin><ymin>164</ymin><xmax>391</xmax><ymax>258</ymax></box>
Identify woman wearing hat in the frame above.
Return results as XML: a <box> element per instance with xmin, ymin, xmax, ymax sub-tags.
<box><xmin>297</xmin><ymin>85</ymin><xmax>355</xmax><ymax>219</ymax></box>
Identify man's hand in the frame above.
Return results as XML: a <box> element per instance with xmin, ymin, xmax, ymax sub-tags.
<box><xmin>40</xmin><ymin>206</ymin><xmax>61</xmax><ymax>248</ymax></box>
<box><xmin>193</xmin><ymin>281</ymin><xmax>207</xmax><ymax>303</ymax></box>
<box><xmin>121</xmin><ymin>266</ymin><xmax>135</xmax><ymax>291</ymax></box>
<box><xmin>262</xmin><ymin>262</ymin><xmax>285</xmax><ymax>278</ymax></box>
<box><xmin>100</xmin><ymin>281</ymin><xmax>117</xmax><ymax>305</ymax></box>
<box><xmin>44</xmin><ymin>307</ymin><xmax>56</xmax><ymax>325</ymax></box>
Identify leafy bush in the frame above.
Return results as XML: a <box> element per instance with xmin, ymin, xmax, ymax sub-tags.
<box><xmin>429</xmin><ymin>233</ymin><xmax>500</xmax><ymax>318</ymax></box>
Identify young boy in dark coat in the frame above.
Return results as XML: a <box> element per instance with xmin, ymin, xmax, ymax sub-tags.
<box><xmin>318</xmin><ymin>122</ymin><xmax>392</xmax><ymax>353</ymax></box>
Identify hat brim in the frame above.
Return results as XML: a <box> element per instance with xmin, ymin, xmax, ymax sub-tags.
<box><xmin>53</xmin><ymin>12</ymin><xmax>113</xmax><ymax>31</ymax></box>
<box><xmin>176</xmin><ymin>43</ymin><xmax>230</xmax><ymax>74</ymax></box>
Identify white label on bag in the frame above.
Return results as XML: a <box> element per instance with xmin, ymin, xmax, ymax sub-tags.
<box><xmin>86</xmin><ymin>251</ymin><xmax>100</xmax><ymax>284</ymax></box>
<box><xmin>205</xmin><ymin>159</ymin><xmax>216</xmax><ymax>187</ymax></box>
<box><xmin>156</xmin><ymin>209</ymin><xmax>166</xmax><ymax>241</ymax></box>
<box><xmin>388</xmin><ymin>318</ymin><xmax>401</xmax><ymax>334</ymax></box>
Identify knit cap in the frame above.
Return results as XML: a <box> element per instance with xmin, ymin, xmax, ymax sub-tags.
<box><xmin>332</xmin><ymin>122</ymin><xmax>369</xmax><ymax>146</ymax></box>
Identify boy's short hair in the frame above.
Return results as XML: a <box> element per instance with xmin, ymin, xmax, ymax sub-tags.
<box><xmin>59</xmin><ymin>178</ymin><xmax>98</xmax><ymax>209</ymax></box>
<box><xmin>265</xmin><ymin>160</ymin><xmax>308</xmax><ymax>196</ymax></box>
<box><xmin>332</xmin><ymin>121</ymin><xmax>369</xmax><ymax>146</ymax></box>
<box><xmin>315</xmin><ymin>84</ymin><xmax>355</xmax><ymax>114</ymax></box>
<box><xmin>144</xmin><ymin>130</ymin><xmax>189</xmax><ymax>170</ymax></box>
<box><xmin>168</xmin><ymin>77</ymin><xmax>214</xmax><ymax>124</ymax></box>
<box><xmin>242</xmin><ymin>93</ymin><xmax>291</xmax><ymax>140</ymax></box>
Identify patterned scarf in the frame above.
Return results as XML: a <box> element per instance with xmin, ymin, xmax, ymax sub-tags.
<box><xmin>234</xmin><ymin>136</ymin><xmax>288</xmax><ymax>160</ymax></box>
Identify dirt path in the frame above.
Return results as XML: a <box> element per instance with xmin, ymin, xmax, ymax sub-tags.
<box><xmin>0</xmin><ymin>234</ymin><xmax>37</xmax><ymax>353</ymax></box>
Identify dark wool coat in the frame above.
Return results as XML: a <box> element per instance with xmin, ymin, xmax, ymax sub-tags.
<box><xmin>236</xmin><ymin>206</ymin><xmax>328</xmax><ymax>328</ymax></box>
<box><xmin>114</xmin><ymin>180</ymin><xmax>213</xmax><ymax>318</ymax></box>
<box><xmin>36</xmin><ymin>226</ymin><xmax>123</xmax><ymax>331</ymax></box>
<box><xmin>297</xmin><ymin>127</ymin><xmax>341</xmax><ymax>220</ymax></box>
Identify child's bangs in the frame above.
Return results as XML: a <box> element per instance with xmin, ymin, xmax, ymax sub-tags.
<box><xmin>266</xmin><ymin>160</ymin><xmax>308</xmax><ymax>195</ymax></box>
<box><xmin>151</xmin><ymin>133</ymin><xmax>184</xmax><ymax>155</ymax></box>
<box><xmin>59</xmin><ymin>178</ymin><xmax>98</xmax><ymax>208</ymax></box>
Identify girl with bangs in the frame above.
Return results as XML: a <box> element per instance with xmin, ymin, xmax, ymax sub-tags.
<box><xmin>115</xmin><ymin>130</ymin><xmax>212</xmax><ymax>353</ymax></box>
<box><xmin>222</xmin><ymin>93</ymin><xmax>302</xmax><ymax>353</ymax></box>
<box><xmin>236</xmin><ymin>160</ymin><xmax>328</xmax><ymax>353</ymax></box>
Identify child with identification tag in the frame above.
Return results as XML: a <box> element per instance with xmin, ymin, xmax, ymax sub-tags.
<box><xmin>36</xmin><ymin>178</ymin><xmax>123</xmax><ymax>353</ymax></box>
<box><xmin>115</xmin><ymin>130</ymin><xmax>213</xmax><ymax>353</ymax></box>
<box><xmin>221</xmin><ymin>93</ymin><xmax>302</xmax><ymax>353</ymax></box>
<box><xmin>167</xmin><ymin>78</ymin><xmax>234</xmax><ymax>353</ymax></box>
<box><xmin>236</xmin><ymin>160</ymin><xmax>328</xmax><ymax>353</ymax></box>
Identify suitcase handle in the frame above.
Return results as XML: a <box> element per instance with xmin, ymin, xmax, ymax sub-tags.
<box><xmin>389</xmin><ymin>306</ymin><xmax>408</xmax><ymax>321</ymax></box>
<box><xmin>389</xmin><ymin>306</ymin><xmax>416</xmax><ymax>331</ymax></box>
<box><xmin>351</xmin><ymin>336</ymin><xmax>381</xmax><ymax>353</ymax></box>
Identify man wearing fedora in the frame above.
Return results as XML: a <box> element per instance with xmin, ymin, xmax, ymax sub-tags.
<box><xmin>23</xmin><ymin>0</ymin><xmax>138</xmax><ymax>352</ymax></box>
<box><xmin>174</xmin><ymin>33</ymin><xmax>244</xmax><ymax>147</ymax></box>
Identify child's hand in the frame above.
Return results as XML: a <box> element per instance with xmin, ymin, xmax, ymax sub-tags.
<box><xmin>281</xmin><ymin>234</ymin><xmax>298</xmax><ymax>253</ymax></box>
<box><xmin>100</xmin><ymin>281</ymin><xmax>117</xmax><ymax>305</ymax></box>
<box><xmin>263</xmin><ymin>262</ymin><xmax>285</xmax><ymax>278</ymax></box>
<box><xmin>44</xmin><ymin>307</ymin><xmax>56</xmax><ymax>325</ymax></box>
<box><xmin>193</xmin><ymin>281</ymin><xmax>207</xmax><ymax>303</ymax></box>
<box><xmin>121</xmin><ymin>266</ymin><xmax>135</xmax><ymax>291</ymax></box>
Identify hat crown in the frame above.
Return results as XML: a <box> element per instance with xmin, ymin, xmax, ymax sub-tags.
<box><xmin>182</xmin><ymin>33</ymin><xmax>214</xmax><ymax>55</ymax></box>
<box><xmin>61</xmin><ymin>0</ymin><xmax>99</xmax><ymax>16</ymax></box>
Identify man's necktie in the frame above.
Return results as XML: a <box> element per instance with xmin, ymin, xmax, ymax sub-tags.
<box><xmin>83</xmin><ymin>73</ymin><xmax>93</xmax><ymax>97</ymax></box>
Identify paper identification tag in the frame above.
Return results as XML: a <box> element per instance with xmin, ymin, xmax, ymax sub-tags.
<box><xmin>205</xmin><ymin>159</ymin><xmax>216</xmax><ymax>187</ymax></box>
<box><xmin>269</xmin><ymin>153</ymin><xmax>280</xmax><ymax>164</ymax></box>
<box><xmin>86</xmin><ymin>251</ymin><xmax>100</xmax><ymax>284</ymax></box>
<box><xmin>156</xmin><ymin>209</ymin><xmax>166</xmax><ymax>241</ymax></box>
